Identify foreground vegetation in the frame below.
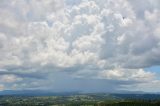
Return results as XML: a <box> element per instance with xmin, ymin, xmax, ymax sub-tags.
<box><xmin>0</xmin><ymin>94</ymin><xmax>160</xmax><ymax>106</ymax></box>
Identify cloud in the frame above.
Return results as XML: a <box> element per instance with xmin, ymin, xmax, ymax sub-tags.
<box><xmin>0</xmin><ymin>74</ymin><xmax>22</xmax><ymax>83</ymax></box>
<box><xmin>0</xmin><ymin>85</ymin><xmax>5</xmax><ymax>91</ymax></box>
<box><xmin>0</xmin><ymin>0</ymin><xmax>160</xmax><ymax>92</ymax></box>
<box><xmin>99</xmin><ymin>68</ymin><xmax>155</xmax><ymax>82</ymax></box>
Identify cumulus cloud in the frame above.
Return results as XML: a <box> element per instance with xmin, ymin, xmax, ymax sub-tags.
<box><xmin>0</xmin><ymin>74</ymin><xmax>22</xmax><ymax>83</ymax></box>
<box><xmin>99</xmin><ymin>68</ymin><xmax>155</xmax><ymax>82</ymax></box>
<box><xmin>0</xmin><ymin>0</ymin><xmax>160</xmax><ymax>92</ymax></box>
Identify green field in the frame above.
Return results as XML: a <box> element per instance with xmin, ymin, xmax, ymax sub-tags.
<box><xmin>0</xmin><ymin>94</ymin><xmax>160</xmax><ymax>106</ymax></box>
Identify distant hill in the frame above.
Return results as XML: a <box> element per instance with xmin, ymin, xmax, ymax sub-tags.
<box><xmin>111</xmin><ymin>94</ymin><xmax>160</xmax><ymax>100</ymax></box>
<box><xmin>0</xmin><ymin>90</ymin><xmax>80</xmax><ymax>96</ymax></box>
<box><xmin>0</xmin><ymin>90</ymin><xmax>160</xmax><ymax>100</ymax></box>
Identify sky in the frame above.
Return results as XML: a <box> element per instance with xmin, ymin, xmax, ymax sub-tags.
<box><xmin>0</xmin><ymin>0</ymin><xmax>160</xmax><ymax>93</ymax></box>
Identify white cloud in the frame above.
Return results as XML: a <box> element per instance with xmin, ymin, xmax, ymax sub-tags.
<box><xmin>145</xmin><ymin>10</ymin><xmax>160</xmax><ymax>22</ymax></box>
<box><xmin>99</xmin><ymin>68</ymin><xmax>155</xmax><ymax>82</ymax></box>
<box><xmin>0</xmin><ymin>74</ymin><xmax>22</xmax><ymax>83</ymax></box>
<box><xmin>0</xmin><ymin>0</ymin><xmax>160</xmax><ymax>92</ymax></box>
<box><xmin>121</xmin><ymin>80</ymin><xmax>160</xmax><ymax>92</ymax></box>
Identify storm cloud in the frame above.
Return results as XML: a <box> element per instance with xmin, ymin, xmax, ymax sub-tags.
<box><xmin>0</xmin><ymin>0</ymin><xmax>160</xmax><ymax>92</ymax></box>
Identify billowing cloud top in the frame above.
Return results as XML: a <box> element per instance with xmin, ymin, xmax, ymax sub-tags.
<box><xmin>0</xmin><ymin>0</ymin><xmax>160</xmax><ymax>92</ymax></box>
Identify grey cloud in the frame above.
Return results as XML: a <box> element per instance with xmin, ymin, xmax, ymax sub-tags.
<box><xmin>0</xmin><ymin>0</ymin><xmax>160</xmax><ymax>92</ymax></box>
